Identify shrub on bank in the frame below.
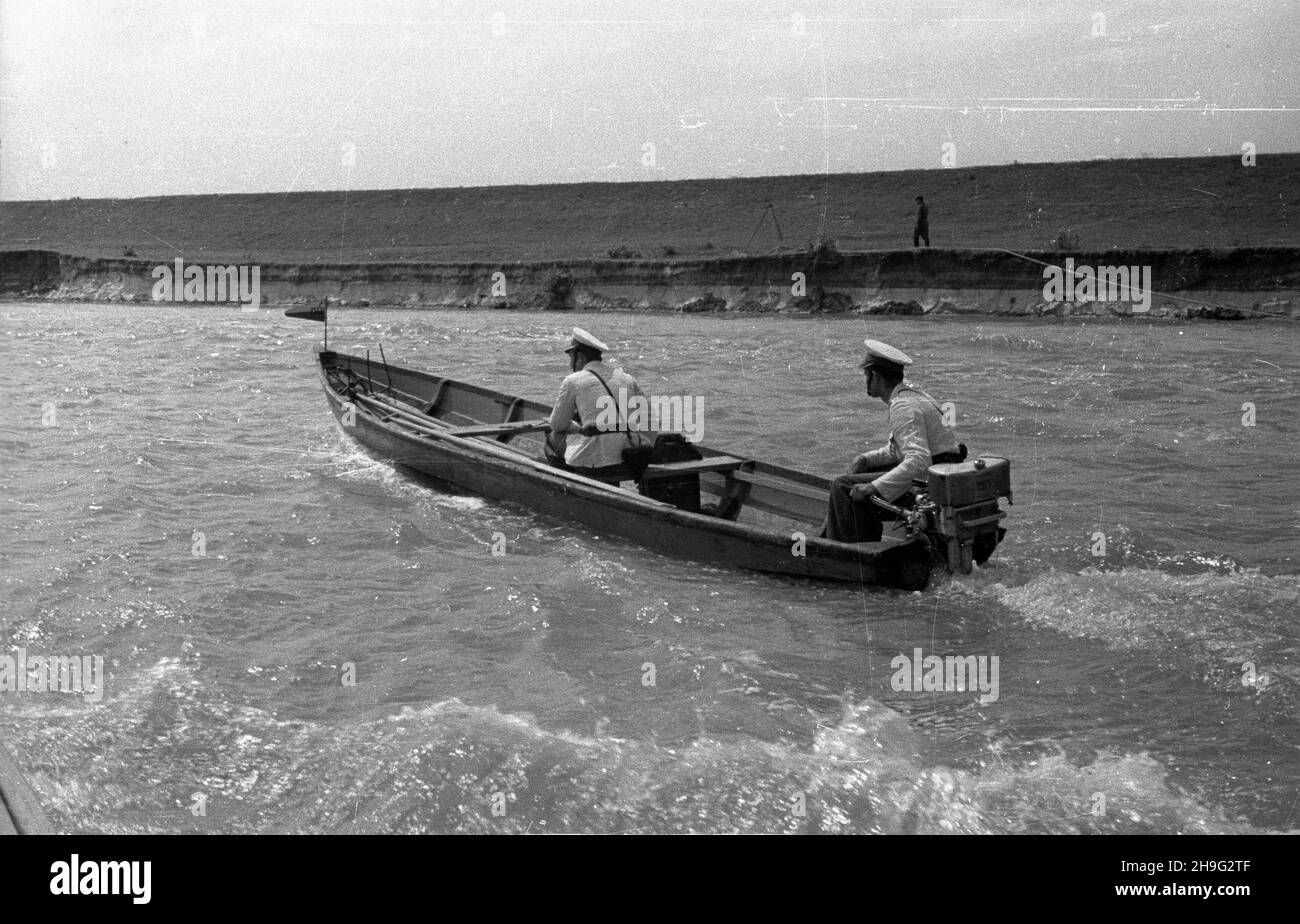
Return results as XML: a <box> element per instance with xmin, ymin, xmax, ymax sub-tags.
<box><xmin>545</xmin><ymin>270</ymin><xmax>574</xmax><ymax>310</ymax></box>
<box><xmin>807</xmin><ymin>235</ymin><xmax>839</xmax><ymax>258</ymax></box>
<box><xmin>1053</xmin><ymin>229</ymin><xmax>1080</xmax><ymax>250</ymax></box>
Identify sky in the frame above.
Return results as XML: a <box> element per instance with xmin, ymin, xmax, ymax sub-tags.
<box><xmin>2</xmin><ymin>0</ymin><xmax>1297</xmax><ymax>200</ymax></box>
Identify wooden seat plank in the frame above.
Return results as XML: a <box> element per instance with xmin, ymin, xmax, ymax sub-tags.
<box><xmin>641</xmin><ymin>455</ymin><xmax>746</xmax><ymax>477</ymax></box>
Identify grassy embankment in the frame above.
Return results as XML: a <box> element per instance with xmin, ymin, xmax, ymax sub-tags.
<box><xmin>2</xmin><ymin>154</ymin><xmax>1296</xmax><ymax>265</ymax></box>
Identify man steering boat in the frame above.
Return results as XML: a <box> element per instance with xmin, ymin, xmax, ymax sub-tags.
<box><xmin>821</xmin><ymin>339</ymin><xmax>966</xmax><ymax>543</ymax></box>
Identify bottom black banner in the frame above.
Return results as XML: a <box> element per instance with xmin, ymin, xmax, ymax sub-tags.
<box><xmin>0</xmin><ymin>833</ymin><xmax>1289</xmax><ymax>910</ymax></box>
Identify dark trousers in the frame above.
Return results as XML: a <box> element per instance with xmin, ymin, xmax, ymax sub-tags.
<box><xmin>822</xmin><ymin>448</ymin><xmax>965</xmax><ymax>543</ymax></box>
<box><xmin>913</xmin><ymin>225</ymin><xmax>930</xmax><ymax>248</ymax></box>
<box><xmin>823</xmin><ymin>474</ymin><xmax>911</xmax><ymax>543</ymax></box>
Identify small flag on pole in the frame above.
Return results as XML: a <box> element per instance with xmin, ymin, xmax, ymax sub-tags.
<box><xmin>286</xmin><ymin>299</ymin><xmax>329</xmax><ymax>349</ymax></box>
<box><xmin>285</xmin><ymin>301</ymin><xmax>327</xmax><ymax>322</ymax></box>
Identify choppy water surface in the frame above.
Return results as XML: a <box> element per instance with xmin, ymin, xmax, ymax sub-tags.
<box><xmin>2</xmin><ymin>304</ymin><xmax>1297</xmax><ymax>834</ymax></box>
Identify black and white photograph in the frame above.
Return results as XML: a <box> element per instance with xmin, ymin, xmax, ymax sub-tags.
<box><xmin>0</xmin><ymin>0</ymin><xmax>1296</xmax><ymax>882</ymax></box>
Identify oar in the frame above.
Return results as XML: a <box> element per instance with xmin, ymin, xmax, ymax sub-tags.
<box><xmin>358</xmin><ymin>392</ymin><xmax>549</xmax><ymax>437</ymax></box>
<box><xmin>443</xmin><ymin>419</ymin><xmax>552</xmax><ymax>438</ymax></box>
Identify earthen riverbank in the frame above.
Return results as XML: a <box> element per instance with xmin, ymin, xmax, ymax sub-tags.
<box><xmin>3</xmin><ymin>247</ymin><xmax>1297</xmax><ymax>319</ymax></box>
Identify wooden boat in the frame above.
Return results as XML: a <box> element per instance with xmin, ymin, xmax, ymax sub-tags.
<box><xmin>0</xmin><ymin>740</ymin><xmax>52</xmax><ymax>835</ymax></box>
<box><xmin>308</xmin><ymin>349</ymin><xmax>1010</xmax><ymax>590</ymax></box>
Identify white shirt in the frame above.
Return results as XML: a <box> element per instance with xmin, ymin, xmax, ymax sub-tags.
<box><xmin>857</xmin><ymin>382</ymin><xmax>960</xmax><ymax>501</ymax></box>
<box><xmin>548</xmin><ymin>361</ymin><xmax>649</xmax><ymax>468</ymax></box>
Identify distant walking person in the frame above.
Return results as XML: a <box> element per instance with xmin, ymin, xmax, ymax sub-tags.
<box><xmin>912</xmin><ymin>196</ymin><xmax>930</xmax><ymax>248</ymax></box>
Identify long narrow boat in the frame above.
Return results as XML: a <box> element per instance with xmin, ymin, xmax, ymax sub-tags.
<box><xmin>308</xmin><ymin>348</ymin><xmax>1011</xmax><ymax>590</ymax></box>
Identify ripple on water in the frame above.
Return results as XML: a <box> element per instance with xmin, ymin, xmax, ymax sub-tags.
<box><xmin>993</xmin><ymin>567</ymin><xmax>1300</xmax><ymax>699</ymax></box>
<box><xmin>10</xmin><ymin>676</ymin><xmax>1261</xmax><ymax>834</ymax></box>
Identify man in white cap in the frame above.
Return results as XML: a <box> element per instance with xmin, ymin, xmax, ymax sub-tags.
<box><xmin>545</xmin><ymin>328</ymin><xmax>651</xmax><ymax>479</ymax></box>
<box><xmin>820</xmin><ymin>338</ymin><xmax>966</xmax><ymax>542</ymax></box>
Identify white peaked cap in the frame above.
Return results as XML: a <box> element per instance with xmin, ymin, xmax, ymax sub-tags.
<box><xmin>860</xmin><ymin>338</ymin><xmax>914</xmax><ymax>368</ymax></box>
<box><xmin>566</xmin><ymin>327</ymin><xmax>610</xmax><ymax>352</ymax></box>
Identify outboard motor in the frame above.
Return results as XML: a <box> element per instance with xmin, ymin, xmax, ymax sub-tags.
<box><xmin>875</xmin><ymin>457</ymin><xmax>1011</xmax><ymax>574</ymax></box>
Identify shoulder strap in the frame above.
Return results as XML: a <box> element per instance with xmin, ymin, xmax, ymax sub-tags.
<box><xmin>896</xmin><ymin>383</ymin><xmax>945</xmax><ymax>416</ymax></box>
<box><xmin>586</xmin><ymin>369</ymin><xmax>635</xmax><ymax>445</ymax></box>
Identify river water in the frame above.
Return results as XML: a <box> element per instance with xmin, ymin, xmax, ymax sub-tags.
<box><xmin>2</xmin><ymin>303</ymin><xmax>1297</xmax><ymax>834</ymax></box>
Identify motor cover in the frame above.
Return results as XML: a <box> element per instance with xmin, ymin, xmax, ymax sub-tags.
<box><xmin>926</xmin><ymin>457</ymin><xmax>1011</xmax><ymax>507</ymax></box>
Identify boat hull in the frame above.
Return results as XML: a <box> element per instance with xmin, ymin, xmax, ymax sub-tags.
<box><xmin>315</xmin><ymin>351</ymin><xmax>933</xmax><ymax>589</ymax></box>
